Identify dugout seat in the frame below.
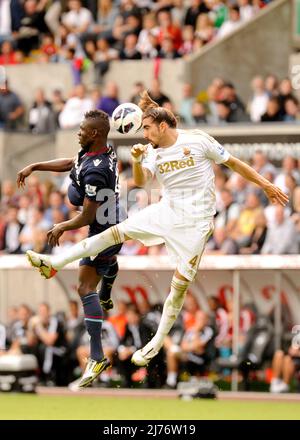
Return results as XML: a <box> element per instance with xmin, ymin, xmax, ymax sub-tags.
<box><xmin>216</xmin><ymin>315</ymin><xmax>274</xmax><ymax>390</ymax></box>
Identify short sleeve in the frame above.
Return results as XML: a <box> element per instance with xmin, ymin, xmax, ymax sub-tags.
<box><xmin>142</xmin><ymin>144</ymin><xmax>156</xmax><ymax>176</ymax></box>
<box><xmin>83</xmin><ymin>171</ymin><xmax>107</xmax><ymax>201</ymax></box>
<box><xmin>202</xmin><ymin>134</ymin><xmax>230</xmax><ymax>164</ymax></box>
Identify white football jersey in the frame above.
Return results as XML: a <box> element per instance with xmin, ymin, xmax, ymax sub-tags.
<box><xmin>142</xmin><ymin>129</ymin><xmax>230</xmax><ymax>221</ymax></box>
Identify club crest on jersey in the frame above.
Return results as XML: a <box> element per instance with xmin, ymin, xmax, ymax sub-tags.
<box><xmin>85</xmin><ymin>184</ymin><xmax>97</xmax><ymax>197</ymax></box>
<box><xmin>183</xmin><ymin>147</ymin><xmax>191</xmax><ymax>156</ymax></box>
<box><xmin>93</xmin><ymin>159</ymin><xmax>102</xmax><ymax>167</ymax></box>
<box><xmin>158</xmin><ymin>156</ymin><xmax>195</xmax><ymax>174</ymax></box>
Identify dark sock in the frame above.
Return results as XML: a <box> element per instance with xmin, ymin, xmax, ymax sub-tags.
<box><xmin>99</xmin><ymin>259</ymin><xmax>119</xmax><ymax>302</ymax></box>
<box><xmin>81</xmin><ymin>292</ymin><xmax>104</xmax><ymax>362</ymax></box>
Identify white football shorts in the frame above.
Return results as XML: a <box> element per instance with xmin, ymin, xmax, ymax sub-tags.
<box><xmin>118</xmin><ymin>201</ymin><xmax>213</xmax><ymax>281</ymax></box>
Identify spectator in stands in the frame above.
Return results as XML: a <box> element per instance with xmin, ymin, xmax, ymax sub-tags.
<box><xmin>265</xmin><ymin>73</ymin><xmax>279</xmax><ymax>97</ymax></box>
<box><xmin>261</xmin><ymin>204</ymin><xmax>299</xmax><ymax>254</ymax></box>
<box><xmin>59</xmin><ymin>83</ymin><xmax>93</xmax><ymax>128</ymax></box>
<box><xmin>92</xmin><ymin>0</ymin><xmax>119</xmax><ymax>36</ymax></box>
<box><xmin>117</xmin><ymin>304</ymin><xmax>152</xmax><ymax>387</ymax></box>
<box><xmin>97</xmin><ymin>80</ymin><xmax>119</xmax><ymax>116</ymax></box>
<box><xmin>130</xmin><ymin>81</ymin><xmax>146</xmax><ymax>105</ymax></box>
<box><xmin>270</xmin><ymin>344</ymin><xmax>300</xmax><ymax>393</ymax></box>
<box><xmin>181</xmin><ymin>309</ymin><xmax>215</xmax><ymax>372</ymax></box>
<box><xmin>238</xmin><ymin>0</ymin><xmax>255</xmax><ymax>21</ymax></box>
<box><xmin>184</xmin><ymin>0</ymin><xmax>209</xmax><ymax>29</ymax></box>
<box><xmin>136</xmin><ymin>12</ymin><xmax>159</xmax><ymax>59</ymax></box>
<box><xmin>156</xmin><ymin>9</ymin><xmax>182</xmax><ymax>51</ymax></box>
<box><xmin>283</xmin><ymin>96</ymin><xmax>300</xmax><ymax>122</ymax></box>
<box><xmin>15</xmin><ymin>0</ymin><xmax>49</xmax><ymax>55</ymax></box>
<box><xmin>239</xmin><ymin>211</ymin><xmax>267</xmax><ymax>254</ymax></box>
<box><xmin>208</xmin><ymin>0</ymin><xmax>228</xmax><ymax>29</ymax></box>
<box><xmin>217</xmin><ymin>6</ymin><xmax>242</xmax><ymax>39</ymax></box>
<box><xmin>165</xmin><ymin>310</ymin><xmax>215</xmax><ymax>387</ymax></box>
<box><xmin>27</xmin><ymin>302</ymin><xmax>68</xmax><ymax>386</ymax></box>
<box><xmin>251</xmin><ymin>150</ymin><xmax>277</xmax><ymax>179</ymax></box>
<box><xmin>231</xmin><ymin>192</ymin><xmax>263</xmax><ymax>248</ymax></box>
<box><xmin>19</xmin><ymin>206</ymin><xmax>51</xmax><ymax>253</ymax></box>
<box><xmin>215</xmin><ymin>188</ymin><xmax>240</xmax><ymax>234</ymax></box>
<box><xmin>51</xmin><ymin>89</ymin><xmax>65</xmax><ymax>127</ymax></box>
<box><xmin>94</xmin><ymin>37</ymin><xmax>119</xmax><ymax>82</ymax></box>
<box><xmin>109</xmin><ymin>300</ymin><xmax>128</xmax><ymax>340</ymax></box>
<box><xmin>62</xmin><ymin>0</ymin><xmax>94</xmax><ymax>42</ymax></box>
<box><xmin>0</xmin><ymin>0</ymin><xmax>12</xmax><ymax>44</ymax></box>
<box><xmin>179</xmin><ymin>83</ymin><xmax>195</xmax><ymax>125</ymax></box>
<box><xmin>219</xmin><ymin>82</ymin><xmax>249</xmax><ymax>121</ymax></box>
<box><xmin>216</xmin><ymin>100</ymin><xmax>233</xmax><ymax>123</ymax></box>
<box><xmin>148</xmin><ymin>78</ymin><xmax>170</xmax><ymax>108</ymax></box>
<box><xmin>1</xmin><ymin>180</ymin><xmax>19</xmax><ymax>207</ymax></box>
<box><xmin>0</xmin><ymin>40</ymin><xmax>23</xmax><ymax>65</ymax></box>
<box><xmin>194</xmin><ymin>13</ymin><xmax>215</xmax><ymax>44</ymax></box>
<box><xmin>119</xmin><ymin>33</ymin><xmax>142</xmax><ymax>59</ymax></box>
<box><xmin>0</xmin><ymin>80</ymin><xmax>24</xmax><ymax>130</ymax></box>
<box><xmin>44</xmin><ymin>190</ymin><xmax>69</xmax><ymax>224</ymax></box>
<box><xmin>206</xmin><ymin>77</ymin><xmax>224</xmax><ymax>124</ymax></box>
<box><xmin>8</xmin><ymin>304</ymin><xmax>32</xmax><ymax>354</ymax></box>
<box><xmin>29</xmin><ymin>88</ymin><xmax>55</xmax><ymax>133</ymax></box>
<box><xmin>277</xmin><ymin>78</ymin><xmax>294</xmax><ymax>118</ymax></box>
<box><xmin>157</xmin><ymin>37</ymin><xmax>181</xmax><ymax>59</ymax></box>
<box><xmin>191</xmin><ymin>101</ymin><xmax>207</xmax><ymax>123</ymax></box>
<box><xmin>179</xmin><ymin>25</ymin><xmax>194</xmax><ymax>56</ymax></box>
<box><xmin>0</xmin><ymin>205</ymin><xmax>24</xmax><ymax>254</ymax></box>
<box><xmin>260</xmin><ymin>97</ymin><xmax>283</xmax><ymax>122</ymax></box>
<box><xmin>248</xmin><ymin>76</ymin><xmax>269</xmax><ymax>122</ymax></box>
<box><xmin>274</xmin><ymin>156</ymin><xmax>300</xmax><ymax>193</ymax></box>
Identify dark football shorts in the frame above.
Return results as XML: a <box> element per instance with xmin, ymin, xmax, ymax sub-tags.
<box><xmin>79</xmin><ymin>243</ymin><xmax>122</xmax><ymax>275</ymax></box>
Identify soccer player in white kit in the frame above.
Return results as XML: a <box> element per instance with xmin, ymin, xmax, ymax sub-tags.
<box><xmin>27</xmin><ymin>91</ymin><xmax>288</xmax><ymax>372</ymax></box>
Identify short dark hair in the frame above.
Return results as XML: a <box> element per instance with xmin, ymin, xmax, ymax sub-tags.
<box><xmin>84</xmin><ymin>109</ymin><xmax>110</xmax><ymax>137</ymax></box>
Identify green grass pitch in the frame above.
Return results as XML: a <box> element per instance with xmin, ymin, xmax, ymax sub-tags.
<box><xmin>0</xmin><ymin>394</ymin><xmax>299</xmax><ymax>420</ymax></box>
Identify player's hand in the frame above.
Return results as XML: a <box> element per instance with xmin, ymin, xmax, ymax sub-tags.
<box><xmin>47</xmin><ymin>224</ymin><xmax>64</xmax><ymax>247</ymax></box>
<box><xmin>263</xmin><ymin>183</ymin><xmax>289</xmax><ymax>206</ymax></box>
<box><xmin>17</xmin><ymin>165</ymin><xmax>33</xmax><ymax>189</ymax></box>
<box><xmin>131</xmin><ymin>143</ymin><xmax>147</xmax><ymax>162</ymax></box>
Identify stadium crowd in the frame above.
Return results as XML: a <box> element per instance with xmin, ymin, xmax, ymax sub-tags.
<box><xmin>1</xmin><ymin>74</ymin><xmax>300</xmax><ymax>131</ymax></box>
<box><xmin>1</xmin><ymin>290</ymin><xmax>299</xmax><ymax>391</ymax></box>
<box><xmin>0</xmin><ymin>149</ymin><xmax>300</xmax><ymax>257</ymax></box>
<box><xmin>0</xmin><ymin>0</ymin><xmax>272</xmax><ymax>67</ymax></box>
<box><xmin>1</xmin><ymin>0</ymin><xmax>300</xmax><ymax>393</ymax></box>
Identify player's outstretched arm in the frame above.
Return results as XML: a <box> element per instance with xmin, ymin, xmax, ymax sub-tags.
<box><xmin>47</xmin><ymin>197</ymin><xmax>99</xmax><ymax>247</ymax></box>
<box><xmin>131</xmin><ymin>143</ymin><xmax>152</xmax><ymax>187</ymax></box>
<box><xmin>17</xmin><ymin>158</ymin><xmax>74</xmax><ymax>189</ymax></box>
<box><xmin>224</xmin><ymin>155</ymin><xmax>289</xmax><ymax>206</ymax></box>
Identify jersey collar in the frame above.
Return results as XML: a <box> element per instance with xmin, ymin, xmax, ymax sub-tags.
<box><xmin>85</xmin><ymin>146</ymin><xmax>109</xmax><ymax>156</ymax></box>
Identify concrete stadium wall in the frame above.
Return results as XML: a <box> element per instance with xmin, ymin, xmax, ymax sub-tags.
<box><xmin>103</xmin><ymin>59</ymin><xmax>185</xmax><ymax>109</ymax></box>
<box><xmin>5</xmin><ymin>64</ymin><xmax>74</xmax><ymax>108</ymax></box>
<box><xmin>185</xmin><ymin>0</ymin><xmax>292</xmax><ymax>103</ymax></box>
<box><xmin>0</xmin><ymin>131</ymin><xmax>55</xmax><ymax>182</ymax></box>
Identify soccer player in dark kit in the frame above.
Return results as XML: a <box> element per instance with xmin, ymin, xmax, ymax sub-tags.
<box><xmin>17</xmin><ymin>110</ymin><xmax>122</xmax><ymax>388</ymax></box>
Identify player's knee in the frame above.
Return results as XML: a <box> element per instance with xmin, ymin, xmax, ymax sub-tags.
<box><xmin>77</xmin><ymin>282</ymin><xmax>96</xmax><ymax>297</ymax></box>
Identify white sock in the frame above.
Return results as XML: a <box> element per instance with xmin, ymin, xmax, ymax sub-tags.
<box><xmin>146</xmin><ymin>275</ymin><xmax>189</xmax><ymax>352</ymax></box>
<box><xmin>50</xmin><ymin>226</ymin><xmax>124</xmax><ymax>270</ymax></box>
<box><xmin>166</xmin><ymin>372</ymin><xmax>177</xmax><ymax>387</ymax></box>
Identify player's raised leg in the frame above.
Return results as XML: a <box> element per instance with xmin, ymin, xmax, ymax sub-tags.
<box><xmin>26</xmin><ymin>225</ymin><xmax>125</xmax><ymax>278</ymax></box>
<box><xmin>132</xmin><ymin>269</ymin><xmax>190</xmax><ymax>366</ymax></box>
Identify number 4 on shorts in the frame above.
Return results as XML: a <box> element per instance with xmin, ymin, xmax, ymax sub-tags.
<box><xmin>189</xmin><ymin>255</ymin><xmax>199</xmax><ymax>268</ymax></box>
